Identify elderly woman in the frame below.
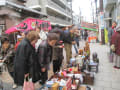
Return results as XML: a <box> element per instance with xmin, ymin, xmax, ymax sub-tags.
<box><xmin>14</xmin><ymin>31</ymin><xmax>39</xmax><ymax>86</ymax></box>
<box><xmin>0</xmin><ymin>37</ymin><xmax>16</xmax><ymax>88</ymax></box>
<box><xmin>112</xmin><ymin>27</ymin><xmax>120</xmax><ymax>69</ymax></box>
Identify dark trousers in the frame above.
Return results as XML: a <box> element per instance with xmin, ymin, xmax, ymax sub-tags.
<box><xmin>53</xmin><ymin>59</ymin><xmax>62</xmax><ymax>74</ymax></box>
<box><xmin>8</xmin><ymin>72</ymin><xmax>16</xmax><ymax>84</ymax></box>
<box><xmin>40</xmin><ymin>70</ymin><xmax>48</xmax><ymax>85</ymax></box>
<box><xmin>0</xmin><ymin>67</ymin><xmax>2</xmax><ymax>74</ymax></box>
<box><xmin>84</xmin><ymin>36</ymin><xmax>88</xmax><ymax>41</ymax></box>
<box><xmin>9</xmin><ymin>72</ymin><xmax>14</xmax><ymax>78</ymax></box>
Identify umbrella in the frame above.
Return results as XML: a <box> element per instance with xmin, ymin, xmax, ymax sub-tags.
<box><xmin>5</xmin><ymin>27</ymin><xmax>18</xmax><ymax>34</ymax></box>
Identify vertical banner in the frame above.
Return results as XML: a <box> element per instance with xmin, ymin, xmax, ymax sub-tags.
<box><xmin>99</xmin><ymin>12</ymin><xmax>105</xmax><ymax>44</ymax></box>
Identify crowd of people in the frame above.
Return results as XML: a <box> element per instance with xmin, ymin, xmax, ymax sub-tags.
<box><xmin>108</xmin><ymin>21</ymin><xmax>120</xmax><ymax>69</ymax></box>
<box><xmin>0</xmin><ymin>25</ymin><xmax>85</xmax><ymax>89</ymax></box>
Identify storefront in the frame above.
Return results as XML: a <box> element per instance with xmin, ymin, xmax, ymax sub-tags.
<box><xmin>81</xmin><ymin>22</ymin><xmax>99</xmax><ymax>42</ymax></box>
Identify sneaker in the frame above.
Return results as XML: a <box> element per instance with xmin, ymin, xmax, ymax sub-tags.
<box><xmin>12</xmin><ymin>84</ymin><xmax>17</xmax><ymax>89</ymax></box>
<box><xmin>116</xmin><ymin>67</ymin><xmax>120</xmax><ymax>69</ymax></box>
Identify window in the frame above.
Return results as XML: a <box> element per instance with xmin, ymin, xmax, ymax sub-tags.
<box><xmin>0</xmin><ymin>25</ymin><xmax>5</xmax><ymax>47</ymax></box>
<box><xmin>0</xmin><ymin>25</ymin><xmax>5</xmax><ymax>35</ymax></box>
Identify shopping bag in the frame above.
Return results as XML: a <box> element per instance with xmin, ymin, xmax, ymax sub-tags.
<box><xmin>23</xmin><ymin>77</ymin><xmax>35</xmax><ymax>90</ymax></box>
<box><xmin>0</xmin><ymin>79</ymin><xmax>3</xmax><ymax>90</ymax></box>
<box><xmin>109</xmin><ymin>52</ymin><xmax>114</xmax><ymax>63</ymax></box>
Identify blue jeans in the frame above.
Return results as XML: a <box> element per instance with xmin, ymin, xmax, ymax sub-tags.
<box><xmin>74</xmin><ymin>44</ymin><xmax>78</xmax><ymax>54</ymax></box>
<box><xmin>75</xmin><ymin>38</ymin><xmax>79</xmax><ymax>48</ymax></box>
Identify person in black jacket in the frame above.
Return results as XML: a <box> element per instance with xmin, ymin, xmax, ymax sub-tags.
<box><xmin>14</xmin><ymin>31</ymin><xmax>39</xmax><ymax>86</ymax></box>
<box><xmin>63</xmin><ymin>26</ymin><xmax>77</xmax><ymax>64</ymax></box>
<box><xmin>49</xmin><ymin>28</ymin><xmax>64</xmax><ymax>74</ymax></box>
<box><xmin>37</xmin><ymin>33</ymin><xmax>59</xmax><ymax>85</ymax></box>
<box><xmin>84</xmin><ymin>30</ymin><xmax>88</xmax><ymax>41</ymax></box>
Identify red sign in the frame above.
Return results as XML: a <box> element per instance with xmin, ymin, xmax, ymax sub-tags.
<box><xmin>81</xmin><ymin>22</ymin><xmax>99</xmax><ymax>29</ymax></box>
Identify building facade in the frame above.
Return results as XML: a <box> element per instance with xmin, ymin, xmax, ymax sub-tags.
<box><xmin>0</xmin><ymin>0</ymin><xmax>46</xmax><ymax>43</ymax></box>
<box><xmin>73</xmin><ymin>14</ymin><xmax>80</xmax><ymax>25</ymax></box>
<box><xmin>26</xmin><ymin>0</ymin><xmax>72</xmax><ymax>27</ymax></box>
<box><xmin>103</xmin><ymin>0</ymin><xmax>117</xmax><ymax>28</ymax></box>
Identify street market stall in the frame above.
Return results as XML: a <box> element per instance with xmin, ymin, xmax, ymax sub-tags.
<box><xmin>40</xmin><ymin>42</ymin><xmax>99</xmax><ymax>90</ymax></box>
<box><xmin>5</xmin><ymin>18</ymin><xmax>52</xmax><ymax>34</ymax></box>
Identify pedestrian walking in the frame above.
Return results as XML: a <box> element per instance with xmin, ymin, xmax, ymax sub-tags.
<box><xmin>14</xmin><ymin>31</ymin><xmax>39</xmax><ymax>86</ymax></box>
<box><xmin>37</xmin><ymin>33</ymin><xmax>59</xmax><ymax>85</ymax></box>
<box><xmin>108</xmin><ymin>21</ymin><xmax>117</xmax><ymax>62</ymax></box>
<box><xmin>74</xmin><ymin>29</ymin><xmax>80</xmax><ymax>47</ymax></box>
<box><xmin>112</xmin><ymin>27</ymin><xmax>120</xmax><ymax>69</ymax></box>
<box><xmin>108</xmin><ymin>21</ymin><xmax>117</xmax><ymax>44</ymax></box>
<box><xmin>84</xmin><ymin>30</ymin><xmax>88</xmax><ymax>41</ymax></box>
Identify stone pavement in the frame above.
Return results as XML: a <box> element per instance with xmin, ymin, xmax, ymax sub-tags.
<box><xmin>90</xmin><ymin>43</ymin><xmax>120</xmax><ymax>90</ymax></box>
<box><xmin>1</xmin><ymin>42</ymin><xmax>120</xmax><ymax>90</ymax></box>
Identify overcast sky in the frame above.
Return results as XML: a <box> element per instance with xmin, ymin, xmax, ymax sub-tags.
<box><xmin>72</xmin><ymin>0</ymin><xmax>96</xmax><ymax>23</ymax></box>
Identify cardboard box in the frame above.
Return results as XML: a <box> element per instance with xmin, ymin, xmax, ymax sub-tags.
<box><xmin>52</xmin><ymin>83</ymin><xmax>59</xmax><ymax>90</ymax></box>
<box><xmin>83</xmin><ymin>74</ymin><xmax>94</xmax><ymax>85</ymax></box>
<box><xmin>79</xmin><ymin>86</ymin><xmax>86</xmax><ymax>90</ymax></box>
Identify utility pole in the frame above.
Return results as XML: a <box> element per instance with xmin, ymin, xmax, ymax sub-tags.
<box><xmin>91</xmin><ymin>0</ymin><xmax>95</xmax><ymax>23</ymax></box>
<box><xmin>79</xmin><ymin>7</ymin><xmax>81</xmax><ymax>24</ymax></box>
<box><xmin>95</xmin><ymin>0</ymin><xmax>98</xmax><ymax>24</ymax></box>
<box><xmin>99</xmin><ymin>0</ymin><xmax>105</xmax><ymax>44</ymax></box>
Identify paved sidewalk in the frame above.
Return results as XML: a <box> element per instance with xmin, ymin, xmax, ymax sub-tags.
<box><xmin>90</xmin><ymin>43</ymin><xmax>120</xmax><ymax>90</ymax></box>
<box><xmin>1</xmin><ymin>42</ymin><xmax>120</xmax><ymax>90</ymax></box>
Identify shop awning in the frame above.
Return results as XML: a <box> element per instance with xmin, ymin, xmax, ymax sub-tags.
<box><xmin>5</xmin><ymin>18</ymin><xmax>52</xmax><ymax>34</ymax></box>
<box><xmin>82</xmin><ymin>27</ymin><xmax>98</xmax><ymax>31</ymax></box>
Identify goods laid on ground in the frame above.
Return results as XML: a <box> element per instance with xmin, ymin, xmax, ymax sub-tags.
<box><xmin>40</xmin><ymin>42</ymin><xmax>99</xmax><ymax>90</ymax></box>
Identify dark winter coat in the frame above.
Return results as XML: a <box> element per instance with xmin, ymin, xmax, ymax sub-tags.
<box><xmin>63</xmin><ymin>30</ymin><xmax>74</xmax><ymax>44</ymax></box>
<box><xmin>37</xmin><ymin>40</ymin><xmax>53</xmax><ymax>69</ymax></box>
<box><xmin>52</xmin><ymin>42</ymin><xmax>64</xmax><ymax>61</ymax></box>
<box><xmin>110</xmin><ymin>32</ymin><xmax>118</xmax><ymax>45</ymax></box>
<box><xmin>114</xmin><ymin>32</ymin><xmax>120</xmax><ymax>55</ymax></box>
<box><xmin>14</xmin><ymin>38</ymin><xmax>39</xmax><ymax>85</ymax></box>
<box><xmin>0</xmin><ymin>45</ymin><xmax>15</xmax><ymax>72</ymax></box>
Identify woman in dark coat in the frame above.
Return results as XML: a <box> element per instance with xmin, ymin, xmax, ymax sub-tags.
<box><xmin>14</xmin><ymin>31</ymin><xmax>39</xmax><ymax>86</ymax></box>
<box><xmin>114</xmin><ymin>28</ymin><xmax>120</xmax><ymax>68</ymax></box>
